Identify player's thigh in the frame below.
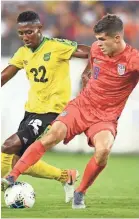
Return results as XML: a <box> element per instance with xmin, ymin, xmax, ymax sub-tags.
<box><xmin>40</xmin><ymin>121</ymin><xmax>68</xmax><ymax>146</ymax></box>
<box><xmin>1</xmin><ymin>112</ymin><xmax>31</xmax><ymax>154</ymax></box>
<box><xmin>85</xmin><ymin>121</ymin><xmax>117</xmax><ymax>150</ymax></box>
<box><xmin>17</xmin><ymin>112</ymin><xmax>59</xmax><ymax>156</ymax></box>
<box><xmin>55</xmin><ymin>103</ymin><xmax>88</xmax><ymax>144</ymax></box>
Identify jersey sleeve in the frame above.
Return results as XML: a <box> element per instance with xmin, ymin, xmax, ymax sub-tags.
<box><xmin>90</xmin><ymin>41</ymin><xmax>98</xmax><ymax>64</ymax></box>
<box><xmin>9</xmin><ymin>47</ymin><xmax>24</xmax><ymax>69</ymax></box>
<box><xmin>54</xmin><ymin>38</ymin><xmax>77</xmax><ymax>60</ymax></box>
<box><xmin>129</xmin><ymin>50</ymin><xmax>139</xmax><ymax>73</ymax></box>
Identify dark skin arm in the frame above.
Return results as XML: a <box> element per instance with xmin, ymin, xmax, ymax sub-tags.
<box><xmin>81</xmin><ymin>60</ymin><xmax>92</xmax><ymax>89</ymax></box>
<box><xmin>72</xmin><ymin>44</ymin><xmax>91</xmax><ymax>59</ymax></box>
<box><xmin>1</xmin><ymin>65</ymin><xmax>20</xmax><ymax>86</ymax></box>
<box><xmin>72</xmin><ymin>44</ymin><xmax>92</xmax><ymax>88</ymax></box>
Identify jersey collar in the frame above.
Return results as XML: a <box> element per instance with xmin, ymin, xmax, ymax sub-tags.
<box><xmin>29</xmin><ymin>37</ymin><xmax>49</xmax><ymax>53</ymax></box>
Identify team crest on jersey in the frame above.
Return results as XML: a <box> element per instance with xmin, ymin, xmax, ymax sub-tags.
<box><xmin>117</xmin><ymin>64</ymin><xmax>126</xmax><ymax>75</ymax></box>
<box><xmin>43</xmin><ymin>52</ymin><xmax>51</xmax><ymax>61</ymax></box>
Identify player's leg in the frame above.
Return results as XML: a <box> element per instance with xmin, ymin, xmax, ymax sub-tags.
<box><xmin>12</xmin><ymin>155</ymin><xmax>79</xmax><ymax>203</ymax></box>
<box><xmin>1</xmin><ymin>133</ymin><xmax>67</xmax><ymax>184</ymax></box>
<box><xmin>3</xmin><ymin>103</ymin><xmax>85</xmax><ymax>182</ymax></box>
<box><xmin>12</xmin><ymin>154</ymin><xmax>79</xmax><ymax>187</ymax></box>
<box><xmin>15</xmin><ymin>111</ymin><xmax>76</xmax><ymax>186</ymax></box>
<box><xmin>4</xmin><ymin>121</ymin><xmax>67</xmax><ymax>181</ymax></box>
<box><xmin>73</xmin><ymin>122</ymin><xmax>116</xmax><ymax>208</ymax></box>
<box><xmin>1</xmin><ymin>113</ymin><xmax>60</xmax><ymax>180</ymax></box>
<box><xmin>1</xmin><ymin>117</ymin><xmax>79</xmax><ymax>203</ymax></box>
<box><xmin>1</xmin><ymin>112</ymin><xmax>32</xmax><ymax>177</ymax></box>
<box><xmin>1</xmin><ymin>134</ymin><xmax>23</xmax><ymax>177</ymax></box>
<box><xmin>1</xmin><ymin>112</ymin><xmax>77</xmax><ymax>185</ymax></box>
<box><xmin>76</xmin><ymin>130</ymin><xmax>114</xmax><ymax>192</ymax></box>
<box><xmin>1</xmin><ymin>103</ymin><xmax>87</xmax><ymax>203</ymax></box>
<box><xmin>1</xmin><ymin>133</ymin><xmax>65</xmax><ymax>181</ymax></box>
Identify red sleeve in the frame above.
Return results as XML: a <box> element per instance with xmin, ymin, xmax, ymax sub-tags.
<box><xmin>90</xmin><ymin>41</ymin><xmax>98</xmax><ymax>65</ymax></box>
<box><xmin>129</xmin><ymin>51</ymin><xmax>139</xmax><ymax>73</ymax></box>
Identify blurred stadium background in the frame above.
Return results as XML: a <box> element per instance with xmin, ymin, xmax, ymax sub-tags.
<box><xmin>1</xmin><ymin>1</ymin><xmax>139</xmax><ymax>218</ymax></box>
<box><xmin>1</xmin><ymin>0</ymin><xmax>139</xmax><ymax>55</ymax></box>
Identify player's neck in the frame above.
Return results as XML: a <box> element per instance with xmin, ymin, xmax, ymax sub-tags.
<box><xmin>31</xmin><ymin>35</ymin><xmax>44</xmax><ymax>52</ymax></box>
<box><xmin>109</xmin><ymin>41</ymin><xmax>126</xmax><ymax>57</ymax></box>
<box><xmin>39</xmin><ymin>35</ymin><xmax>44</xmax><ymax>45</ymax></box>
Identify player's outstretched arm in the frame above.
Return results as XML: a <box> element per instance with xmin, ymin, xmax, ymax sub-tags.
<box><xmin>1</xmin><ymin>65</ymin><xmax>20</xmax><ymax>86</ymax></box>
<box><xmin>72</xmin><ymin>45</ymin><xmax>91</xmax><ymax>59</ymax></box>
<box><xmin>81</xmin><ymin>61</ymin><xmax>92</xmax><ymax>88</ymax></box>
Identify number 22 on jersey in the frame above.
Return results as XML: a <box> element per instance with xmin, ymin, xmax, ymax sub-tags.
<box><xmin>30</xmin><ymin>65</ymin><xmax>48</xmax><ymax>83</ymax></box>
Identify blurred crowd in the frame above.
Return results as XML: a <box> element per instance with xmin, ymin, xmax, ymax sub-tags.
<box><xmin>1</xmin><ymin>1</ymin><xmax>139</xmax><ymax>56</ymax></box>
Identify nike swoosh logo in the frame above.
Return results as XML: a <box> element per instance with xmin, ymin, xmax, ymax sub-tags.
<box><xmin>68</xmin><ymin>173</ymin><xmax>73</xmax><ymax>185</ymax></box>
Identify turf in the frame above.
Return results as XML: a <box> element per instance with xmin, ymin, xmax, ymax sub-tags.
<box><xmin>1</xmin><ymin>152</ymin><xmax>139</xmax><ymax>218</ymax></box>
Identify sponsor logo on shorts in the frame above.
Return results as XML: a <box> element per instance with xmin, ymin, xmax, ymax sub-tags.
<box><xmin>23</xmin><ymin>137</ymin><xmax>28</xmax><ymax>144</ymax></box>
<box><xmin>60</xmin><ymin>111</ymin><xmax>68</xmax><ymax>117</ymax></box>
<box><xmin>28</xmin><ymin>119</ymin><xmax>42</xmax><ymax>135</ymax></box>
<box><xmin>117</xmin><ymin>64</ymin><xmax>126</xmax><ymax>75</ymax></box>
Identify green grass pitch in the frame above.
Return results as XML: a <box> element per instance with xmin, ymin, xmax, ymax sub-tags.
<box><xmin>1</xmin><ymin>151</ymin><xmax>139</xmax><ymax>218</ymax></box>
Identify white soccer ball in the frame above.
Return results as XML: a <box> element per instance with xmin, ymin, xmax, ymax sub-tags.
<box><xmin>4</xmin><ymin>182</ymin><xmax>35</xmax><ymax>208</ymax></box>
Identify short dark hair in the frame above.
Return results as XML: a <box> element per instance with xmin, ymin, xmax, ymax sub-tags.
<box><xmin>93</xmin><ymin>14</ymin><xmax>123</xmax><ymax>37</ymax></box>
<box><xmin>17</xmin><ymin>11</ymin><xmax>40</xmax><ymax>23</ymax></box>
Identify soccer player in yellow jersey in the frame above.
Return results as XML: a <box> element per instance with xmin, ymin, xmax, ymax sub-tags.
<box><xmin>1</xmin><ymin>11</ymin><xmax>90</xmax><ymax>202</ymax></box>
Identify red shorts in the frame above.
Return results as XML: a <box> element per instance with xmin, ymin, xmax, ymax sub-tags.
<box><xmin>55</xmin><ymin>102</ymin><xmax>117</xmax><ymax>147</ymax></box>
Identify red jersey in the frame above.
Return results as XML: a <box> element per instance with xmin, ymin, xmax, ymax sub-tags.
<box><xmin>74</xmin><ymin>42</ymin><xmax>139</xmax><ymax>121</ymax></box>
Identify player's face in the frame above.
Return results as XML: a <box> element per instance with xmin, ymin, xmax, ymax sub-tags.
<box><xmin>95</xmin><ymin>32</ymin><xmax>120</xmax><ymax>56</ymax></box>
<box><xmin>17</xmin><ymin>23</ymin><xmax>42</xmax><ymax>49</ymax></box>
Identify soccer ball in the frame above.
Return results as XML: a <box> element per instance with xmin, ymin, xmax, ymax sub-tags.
<box><xmin>4</xmin><ymin>182</ymin><xmax>35</xmax><ymax>208</ymax></box>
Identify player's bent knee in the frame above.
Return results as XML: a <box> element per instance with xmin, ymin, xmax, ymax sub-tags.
<box><xmin>96</xmin><ymin>147</ymin><xmax>110</xmax><ymax>157</ymax></box>
<box><xmin>92</xmin><ymin>130</ymin><xmax>115</xmax><ymax>165</ymax></box>
<box><xmin>93</xmin><ymin>130</ymin><xmax>114</xmax><ymax>150</ymax></box>
<box><xmin>95</xmin><ymin>147</ymin><xmax>111</xmax><ymax>165</ymax></box>
<box><xmin>2</xmin><ymin>140</ymin><xmax>17</xmax><ymax>154</ymax></box>
<box><xmin>1</xmin><ymin>134</ymin><xmax>22</xmax><ymax>154</ymax></box>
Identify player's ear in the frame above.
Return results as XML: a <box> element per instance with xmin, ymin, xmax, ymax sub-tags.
<box><xmin>38</xmin><ymin>24</ymin><xmax>43</xmax><ymax>31</ymax></box>
<box><xmin>115</xmin><ymin>34</ymin><xmax>120</xmax><ymax>43</ymax></box>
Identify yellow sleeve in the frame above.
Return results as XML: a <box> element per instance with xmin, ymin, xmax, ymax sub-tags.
<box><xmin>9</xmin><ymin>47</ymin><xmax>24</xmax><ymax>69</ymax></box>
<box><xmin>54</xmin><ymin>38</ymin><xmax>77</xmax><ymax>60</ymax></box>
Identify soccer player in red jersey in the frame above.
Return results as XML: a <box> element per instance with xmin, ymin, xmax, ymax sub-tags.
<box><xmin>2</xmin><ymin>14</ymin><xmax>139</xmax><ymax>208</ymax></box>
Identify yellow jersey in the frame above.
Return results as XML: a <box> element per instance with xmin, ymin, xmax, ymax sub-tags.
<box><xmin>9</xmin><ymin>37</ymin><xmax>77</xmax><ymax>113</ymax></box>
